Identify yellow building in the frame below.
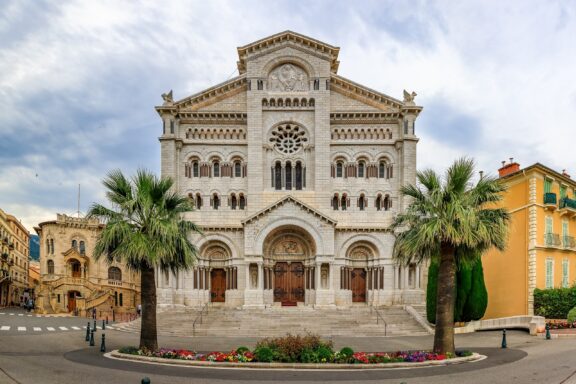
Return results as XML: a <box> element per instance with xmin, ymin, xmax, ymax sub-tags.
<box><xmin>483</xmin><ymin>161</ymin><xmax>576</xmax><ymax>319</ymax></box>
<box><xmin>0</xmin><ymin>208</ymin><xmax>30</xmax><ymax>307</ymax></box>
<box><xmin>35</xmin><ymin>214</ymin><xmax>140</xmax><ymax>316</ymax></box>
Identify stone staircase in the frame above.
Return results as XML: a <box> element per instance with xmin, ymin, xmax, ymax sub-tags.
<box><xmin>113</xmin><ymin>305</ymin><xmax>429</xmax><ymax>337</ymax></box>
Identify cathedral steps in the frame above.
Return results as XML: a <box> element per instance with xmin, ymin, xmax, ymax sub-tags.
<box><xmin>113</xmin><ymin>306</ymin><xmax>430</xmax><ymax>337</ymax></box>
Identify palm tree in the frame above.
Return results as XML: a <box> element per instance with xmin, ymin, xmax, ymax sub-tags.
<box><xmin>392</xmin><ymin>158</ymin><xmax>509</xmax><ymax>354</ymax></box>
<box><xmin>87</xmin><ymin>169</ymin><xmax>200</xmax><ymax>351</ymax></box>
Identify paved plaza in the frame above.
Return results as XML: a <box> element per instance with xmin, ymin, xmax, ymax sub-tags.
<box><xmin>1</xmin><ymin>309</ymin><xmax>576</xmax><ymax>384</ymax></box>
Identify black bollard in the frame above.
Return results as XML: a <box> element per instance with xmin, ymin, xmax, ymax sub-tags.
<box><xmin>85</xmin><ymin>322</ymin><xmax>90</xmax><ymax>342</ymax></box>
<box><xmin>100</xmin><ymin>334</ymin><xmax>106</xmax><ymax>352</ymax></box>
<box><xmin>501</xmin><ymin>329</ymin><xmax>507</xmax><ymax>348</ymax></box>
<box><xmin>141</xmin><ymin>378</ymin><xmax>151</xmax><ymax>384</ymax></box>
<box><xmin>93</xmin><ymin>319</ymin><xmax>97</xmax><ymax>333</ymax></box>
<box><xmin>102</xmin><ymin>319</ymin><xmax>105</xmax><ymax>331</ymax></box>
<box><xmin>546</xmin><ymin>323</ymin><xmax>551</xmax><ymax>340</ymax></box>
<box><xmin>89</xmin><ymin>330</ymin><xmax>95</xmax><ymax>346</ymax></box>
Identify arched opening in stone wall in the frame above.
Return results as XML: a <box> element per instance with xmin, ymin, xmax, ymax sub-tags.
<box><xmin>262</xmin><ymin>225</ymin><xmax>316</xmax><ymax>305</ymax></box>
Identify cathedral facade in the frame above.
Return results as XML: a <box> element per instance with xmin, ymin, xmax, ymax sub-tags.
<box><xmin>156</xmin><ymin>31</ymin><xmax>424</xmax><ymax>308</ymax></box>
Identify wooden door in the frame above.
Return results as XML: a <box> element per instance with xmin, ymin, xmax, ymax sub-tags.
<box><xmin>274</xmin><ymin>262</ymin><xmax>305</xmax><ymax>304</ymax></box>
<box><xmin>351</xmin><ymin>268</ymin><xmax>366</xmax><ymax>302</ymax></box>
<box><xmin>210</xmin><ymin>269</ymin><xmax>226</xmax><ymax>302</ymax></box>
<box><xmin>67</xmin><ymin>291</ymin><xmax>76</xmax><ymax>312</ymax></box>
<box><xmin>71</xmin><ymin>262</ymin><xmax>81</xmax><ymax>278</ymax></box>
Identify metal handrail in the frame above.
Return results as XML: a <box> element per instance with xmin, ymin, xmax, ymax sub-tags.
<box><xmin>192</xmin><ymin>302</ymin><xmax>210</xmax><ymax>336</ymax></box>
<box><xmin>370</xmin><ymin>305</ymin><xmax>387</xmax><ymax>336</ymax></box>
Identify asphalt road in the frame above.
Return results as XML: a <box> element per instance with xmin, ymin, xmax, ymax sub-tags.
<box><xmin>0</xmin><ymin>311</ymin><xmax>575</xmax><ymax>384</ymax></box>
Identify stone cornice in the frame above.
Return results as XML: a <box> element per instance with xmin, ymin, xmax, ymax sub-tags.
<box><xmin>155</xmin><ymin>76</ymin><xmax>247</xmax><ymax>115</ymax></box>
<box><xmin>330</xmin><ymin>112</ymin><xmax>401</xmax><ymax>124</ymax></box>
<box><xmin>177</xmin><ymin>112</ymin><xmax>247</xmax><ymax>125</ymax></box>
<box><xmin>330</xmin><ymin>75</ymin><xmax>408</xmax><ymax>110</ymax></box>
<box><xmin>199</xmin><ymin>225</ymin><xmax>243</xmax><ymax>232</ymax></box>
<box><xmin>242</xmin><ymin>195</ymin><xmax>337</xmax><ymax>227</ymax></box>
<box><xmin>335</xmin><ymin>227</ymin><xmax>391</xmax><ymax>232</ymax></box>
<box><xmin>237</xmin><ymin>31</ymin><xmax>340</xmax><ymax>74</ymax></box>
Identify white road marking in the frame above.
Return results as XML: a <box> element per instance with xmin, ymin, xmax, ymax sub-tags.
<box><xmin>17</xmin><ymin>314</ymin><xmax>23</xmax><ymax>317</ymax></box>
<box><xmin>46</xmin><ymin>327</ymin><xmax>55</xmax><ymax>331</ymax></box>
<box><xmin>71</xmin><ymin>326</ymin><xmax>80</xmax><ymax>330</ymax></box>
<box><xmin>0</xmin><ymin>313</ymin><xmax>5</xmax><ymax>315</ymax></box>
<box><xmin>59</xmin><ymin>327</ymin><xmax>68</xmax><ymax>331</ymax></box>
<box><xmin>0</xmin><ymin>326</ymin><xmax>10</xmax><ymax>331</ymax></box>
<box><xmin>17</xmin><ymin>327</ymin><xmax>26</xmax><ymax>331</ymax></box>
<box><xmin>9</xmin><ymin>313</ymin><xmax>14</xmax><ymax>316</ymax></box>
<box><xmin>82</xmin><ymin>326</ymin><xmax>87</xmax><ymax>329</ymax></box>
<box><xmin>27</xmin><ymin>315</ymin><xmax>32</xmax><ymax>317</ymax></box>
<box><xmin>33</xmin><ymin>327</ymin><xmax>41</xmax><ymax>331</ymax></box>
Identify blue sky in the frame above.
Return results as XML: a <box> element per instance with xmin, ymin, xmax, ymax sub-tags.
<box><xmin>1</xmin><ymin>0</ymin><xmax>575</xmax><ymax>231</ymax></box>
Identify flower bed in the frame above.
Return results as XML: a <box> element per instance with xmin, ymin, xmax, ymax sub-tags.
<box><xmin>546</xmin><ymin>319</ymin><xmax>576</xmax><ymax>329</ymax></box>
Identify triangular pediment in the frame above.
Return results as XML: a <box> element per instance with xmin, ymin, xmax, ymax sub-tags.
<box><xmin>330</xmin><ymin>75</ymin><xmax>411</xmax><ymax>111</ymax></box>
<box><xmin>62</xmin><ymin>247</ymin><xmax>90</xmax><ymax>262</ymax></box>
<box><xmin>237</xmin><ymin>31</ymin><xmax>340</xmax><ymax>74</ymax></box>
<box><xmin>242</xmin><ymin>195</ymin><xmax>337</xmax><ymax>227</ymax></box>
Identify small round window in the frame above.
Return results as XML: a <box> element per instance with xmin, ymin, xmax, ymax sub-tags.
<box><xmin>269</xmin><ymin>124</ymin><xmax>307</xmax><ymax>154</ymax></box>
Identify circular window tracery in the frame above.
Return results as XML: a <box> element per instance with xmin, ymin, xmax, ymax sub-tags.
<box><xmin>269</xmin><ymin>124</ymin><xmax>308</xmax><ymax>154</ymax></box>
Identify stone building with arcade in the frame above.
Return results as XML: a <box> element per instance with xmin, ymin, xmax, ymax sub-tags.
<box><xmin>156</xmin><ymin>31</ymin><xmax>425</xmax><ymax>308</ymax></box>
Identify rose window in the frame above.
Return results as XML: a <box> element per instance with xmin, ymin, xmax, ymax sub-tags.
<box><xmin>270</xmin><ymin>125</ymin><xmax>307</xmax><ymax>154</ymax></box>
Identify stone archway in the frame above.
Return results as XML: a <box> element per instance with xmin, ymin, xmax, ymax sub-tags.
<box><xmin>262</xmin><ymin>225</ymin><xmax>316</xmax><ymax>305</ymax></box>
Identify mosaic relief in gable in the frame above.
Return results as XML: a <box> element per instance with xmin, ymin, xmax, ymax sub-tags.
<box><xmin>268</xmin><ymin>64</ymin><xmax>309</xmax><ymax>92</ymax></box>
<box><xmin>272</xmin><ymin>236</ymin><xmax>306</xmax><ymax>257</ymax></box>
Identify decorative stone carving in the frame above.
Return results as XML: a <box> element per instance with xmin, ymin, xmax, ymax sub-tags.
<box><xmin>269</xmin><ymin>124</ymin><xmax>307</xmax><ymax>154</ymax></box>
<box><xmin>162</xmin><ymin>90</ymin><xmax>174</xmax><ymax>105</ymax></box>
<box><xmin>403</xmin><ymin>90</ymin><xmax>417</xmax><ymax>105</ymax></box>
<box><xmin>349</xmin><ymin>246</ymin><xmax>372</xmax><ymax>260</ymax></box>
<box><xmin>268</xmin><ymin>64</ymin><xmax>308</xmax><ymax>92</ymax></box>
<box><xmin>273</xmin><ymin>237</ymin><xmax>305</xmax><ymax>257</ymax></box>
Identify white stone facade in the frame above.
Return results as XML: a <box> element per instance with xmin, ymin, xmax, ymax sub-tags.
<box><xmin>156</xmin><ymin>31</ymin><xmax>424</xmax><ymax>308</ymax></box>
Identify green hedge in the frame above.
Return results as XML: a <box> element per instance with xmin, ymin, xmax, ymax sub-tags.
<box><xmin>534</xmin><ymin>287</ymin><xmax>576</xmax><ymax>319</ymax></box>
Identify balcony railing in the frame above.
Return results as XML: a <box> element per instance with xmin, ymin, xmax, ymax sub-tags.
<box><xmin>563</xmin><ymin>235</ymin><xmax>576</xmax><ymax>249</ymax></box>
<box><xmin>544</xmin><ymin>192</ymin><xmax>557</xmax><ymax>206</ymax></box>
<box><xmin>560</xmin><ymin>197</ymin><xmax>576</xmax><ymax>210</ymax></box>
<box><xmin>545</xmin><ymin>233</ymin><xmax>561</xmax><ymax>247</ymax></box>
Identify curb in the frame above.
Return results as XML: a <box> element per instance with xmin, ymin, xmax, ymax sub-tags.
<box><xmin>106</xmin><ymin>351</ymin><xmax>486</xmax><ymax>370</ymax></box>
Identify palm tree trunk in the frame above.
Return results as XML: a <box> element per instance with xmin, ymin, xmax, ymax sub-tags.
<box><xmin>433</xmin><ymin>244</ymin><xmax>456</xmax><ymax>354</ymax></box>
<box><xmin>139</xmin><ymin>265</ymin><xmax>158</xmax><ymax>351</ymax></box>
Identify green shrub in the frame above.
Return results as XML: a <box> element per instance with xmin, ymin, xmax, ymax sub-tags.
<box><xmin>235</xmin><ymin>346</ymin><xmax>249</xmax><ymax>355</ymax></box>
<box><xmin>118</xmin><ymin>346</ymin><xmax>139</xmax><ymax>355</ymax></box>
<box><xmin>339</xmin><ymin>347</ymin><xmax>354</xmax><ymax>358</ymax></box>
<box><xmin>567</xmin><ymin>307</ymin><xmax>576</xmax><ymax>323</ymax></box>
<box><xmin>255</xmin><ymin>333</ymin><xmax>333</xmax><ymax>363</ymax></box>
<box><xmin>315</xmin><ymin>345</ymin><xmax>334</xmax><ymax>362</ymax></box>
<box><xmin>534</xmin><ymin>287</ymin><xmax>576</xmax><ymax>319</ymax></box>
<box><xmin>254</xmin><ymin>346</ymin><xmax>274</xmax><ymax>362</ymax></box>
<box><xmin>463</xmin><ymin>258</ymin><xmax>488</xmax><ymax>321</ymax></box>
<box><xmin>455</xmin><ymin>262</ymin><xmax>472</xmax><ymax>322</ymax></box>
<box><xmin>300</xmin><ymin>348</ymin><xmax>318</xmax><ymax>363</ymax></box>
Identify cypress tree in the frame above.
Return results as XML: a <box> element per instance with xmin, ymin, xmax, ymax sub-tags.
<box><xmin>455</xmin><ymin>262</ymin><xmax>472</xmax><ymax>322</ymax></box>
<box><xmin>463</xmin><ymin>258</ymin><xmax>488</xmax><ymax>321</ymax></box>
<box><xmin>426</xmin><ymin>260</ymin><xmax>439</xmax><ymax>324</ymax></box>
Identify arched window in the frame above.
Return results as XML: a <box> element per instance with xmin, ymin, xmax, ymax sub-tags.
<box><xmin>332</xmin><ymin>194</ymin><xmax>339</xmax><ymax>210</ymax></box>
<box><xmin>358</xmin><ymin>161</ymin><xmax>365</xmax><ymax>178</ymax></box>
<box><xmin>79</xmin><ymin>241</ymin><xmax>85</xmax><ymax>256</ymax></box>
<box><xmin>119</xmin><ymin>293</ymin><xmax>123</xmax><ymax>307</ymax></box>
<box><xmin>47</xmin><ymin>260</ymin><xmax>54</xmax><ymax>274</ymax></box>
<box><xmin>46</xmin><ymin>239</ymin><xmax>50</xmax><ymax>255</ymax></box>
<box><xmin>108</xmin><ymin>267</ymin><xmax>122</xmax><ymax>281</ymax></box>
<box><xmin>384</xmin><ymin>195</ymin><xmax>391</xmax><ymax>211</ymax></box>
<box><xmin>295</xmin><ymin>162</ymin><xmax>303</xmax><ymax>190</ymax></box>
<box><xmin>274</xmin><ymin>162</ymin><xmax>282</xmax><ymax>190</ymax></box>
<box><xmin>336</xmin><ymin>162</ymin><xmax>343</xmax><ymax>178</ymax></box>
<box><xmin>285</xmin><ymin>161</ymin><xmax>292</xmax><ymax>190</ymax></box>
<box><xmin>71</xmin><ymin>240</ymin><xmax>77</xmax><ymax>250</ymax></box>
<box><xmin>114</xmin><ymin>291</ymin><xmax>118</xmax><ymax>306</ymax></box>
<box><xmin>50</xmin><ymin>239</ymin><xmax>54</xmax><ymax>254</ymax></box>
<box><xmin>213</xmin><ymin>161</ymin><xmax>220</xmax><ymax>177</ymax></box>
<box><xmin>379</xmin><ymin>161</ymin><xmax>386</xmax><ymax>178</ymax></box>
<box><xmin>195</xmin><ymin>193</ymin><xmax>202</xmax><ymax>209</ymax></box>
<box><xmin>212</xmin><ymin>193</ymin><xmax>220</xmax><ymax>210</ymax></box>
<box><xmin>358</xmin><ymin>194</ymin><xmax>366</xmax><ymax>211</ymax></box>
<box><xmin>375</xmin><ymin>194</ymin><xmax>382</xmax><ymax>211</ymax></box>
<box><xmin>230</xmin><ymin>194</ymin><xmax>237</xmax><ymax>210</ymax></box>
<box><xmin>341</xmin><ymin>194</ymin><xmax>348</xmax><ymax>211</ymax></box>
<box><xmin>239</xmin><ymin>194</ymin><xmax>246</xmax><ymax>210</ymax></box>
<box><xmin>192</xmin><ymin>161</ymin><xmax>199</xmax><ymax>177</ymax></box>
<box><xmin>234</xmin><ymin>161</ymin><xmax>242</xmax><ymax>178</ymax></box>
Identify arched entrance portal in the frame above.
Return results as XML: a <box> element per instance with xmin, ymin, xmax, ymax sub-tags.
<box><xmin>67</xmin><ymin>290</ymin><xmax>81</xmax><ymax>312</ymax></box>
<box><xmin>263</xmin><ymin>226</ymin><xmax>316</xmax><ymax>306</ymax></box>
